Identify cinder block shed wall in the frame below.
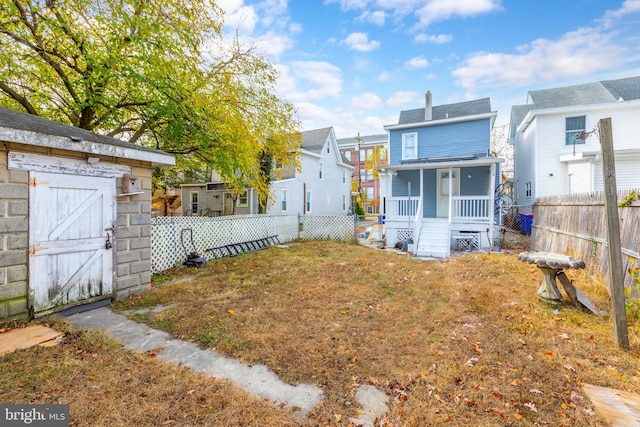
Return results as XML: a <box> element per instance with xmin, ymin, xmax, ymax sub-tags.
<box><xmin>0</xmin><ymin>143</ymin><xmax>156</xmax><ymax>319</ymax></box>
<box><xmin>0</xmin><ymin>150</ymin><xmax>29</xmax><ymax>319</ymax></box>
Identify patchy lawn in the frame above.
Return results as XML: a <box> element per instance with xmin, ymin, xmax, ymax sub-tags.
<box><xmin>3</xmin><ymin>240</ymin><xmax>640</xmax><ymax>426</ymax></box>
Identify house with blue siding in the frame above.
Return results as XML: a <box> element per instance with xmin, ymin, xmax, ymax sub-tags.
<box><xmin>381</xmin><ymin>92</ymin><xmax>502</xmax><ymax>258</ymax></box>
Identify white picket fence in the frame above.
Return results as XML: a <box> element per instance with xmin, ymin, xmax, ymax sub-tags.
<box><xmin>151</xmin><ymin>214</ymin><xmax>357</xmax><ymax>273</ymax></box>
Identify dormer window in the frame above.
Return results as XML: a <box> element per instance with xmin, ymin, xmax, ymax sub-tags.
<box><xmin>327</xmin><ymin>143</ymin><xmax>330</xmax><ymax>154</ymax></box>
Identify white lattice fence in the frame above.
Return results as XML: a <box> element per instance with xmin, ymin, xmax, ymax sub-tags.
<box><xmin>151</xmin><ymin>214</ymin><xmax>355</xmax><ymax>273</ymax></box>
<box><xmin>300</xmin><ymin>215</ymin><xmax>356</xmax><ymax>241</ymax></box>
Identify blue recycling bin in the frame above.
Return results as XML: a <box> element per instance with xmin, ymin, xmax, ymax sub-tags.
<box><xmin>378</xmin><ymin>214</ymin><xmax>386</xmax><ymax>224</ymax></box>
<box><xmin>519</xmin><ymin>213</ymin><xmax>533</xmax><ymax>235</ymax></box>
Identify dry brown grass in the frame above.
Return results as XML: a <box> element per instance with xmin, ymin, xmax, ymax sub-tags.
<box><xmin>0</xmin><ymin>321</ymin><xmax>302</xmax><ymax>426</ymax></box>
<box><xmin>4</xmin><ymin>240</ymin><xmax>640</xmax><ymax>426</ymax></box>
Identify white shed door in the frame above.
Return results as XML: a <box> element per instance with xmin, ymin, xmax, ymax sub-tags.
<box><xmin>29</xmin><ymin>172</ymin><xmax>115</xmax><ymax>313</ymax></box>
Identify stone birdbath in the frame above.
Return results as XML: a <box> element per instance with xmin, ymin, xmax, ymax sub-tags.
<box><xmin>518</xmin><ymin>251</ymin><xmax>586</xmax><ymax>301</ymax></box>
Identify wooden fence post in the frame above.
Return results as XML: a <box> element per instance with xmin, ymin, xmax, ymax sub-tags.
<box><xmin>599</xmin><ymin>117</ymin><xmax>629</xmax><ymax>350</ymax></box>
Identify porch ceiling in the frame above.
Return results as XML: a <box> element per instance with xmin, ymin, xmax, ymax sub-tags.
<box><xmin>379</xmin><ymin>156</ymin><xmax>503</xmax><ymax>172</ymax></box>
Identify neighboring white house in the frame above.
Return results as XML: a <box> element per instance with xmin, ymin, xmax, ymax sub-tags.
<box><xmin>268</xmin><ymin>127</ymin><xmax>354</xmax><ymax>215</ymax></box>
<box><xmin>510</xmin><ymin>76</ymin><xmax>640</xmax><ymax>206</ymax></box>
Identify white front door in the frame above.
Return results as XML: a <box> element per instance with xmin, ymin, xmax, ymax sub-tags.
<box><xmin>437</xmin><ymin>168</ymin><xmax>459</xmax><ymax>218</ymax></box>
<box><xmin>29</xmin><ymin>172</ymin><xmax>115</xmax><ymax>313</ymax></box>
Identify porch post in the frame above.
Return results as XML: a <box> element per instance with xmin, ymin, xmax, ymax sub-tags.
<box><xmin>419</xmin><ymin>168</ymin><xmax>424</xmax><ymax>218</ymax></box>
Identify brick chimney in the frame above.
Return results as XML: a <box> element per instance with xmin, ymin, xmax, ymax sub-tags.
<box><xmin>425</xmin><ymin>91</ymin><xmax>432</xmax><ymax>121</ymax></box>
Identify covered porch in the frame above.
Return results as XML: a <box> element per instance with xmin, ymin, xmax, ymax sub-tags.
<box><xmin>379</xmin><ymin>155</ymin><xmax>504</xmax><ymax>258</ymax></box>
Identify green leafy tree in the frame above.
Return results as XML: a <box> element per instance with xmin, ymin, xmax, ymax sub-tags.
<box><xmin>0</xmin><ymin>0</ymin><xmax>300</xmax><ymax>207</ymax></box>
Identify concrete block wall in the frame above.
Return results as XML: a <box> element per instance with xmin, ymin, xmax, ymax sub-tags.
<box><xmin>114</xmin><ymin>165</ymin><xmax>153</xmax><ymax>300</ymax></box>
<box><xmin>0</xmin><ymin>149</ymin><xmax>29</xmax><ymax>319</ymax></box>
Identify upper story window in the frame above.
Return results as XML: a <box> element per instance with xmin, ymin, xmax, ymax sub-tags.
<box><xmin>525</xmin><ymin>181</ymin><xmax>532</xmax><ymax>198</ymax></box>
<box><xmin>342</xmin><ymin>170</ymin><xmax>346</xmax><ymax>184</ymax></box>
<box><xmin>359</xmin><ymin>149</ymin><xmax>365</xmax><ymax>162</ymax></box>
<box><xmin>327</xmin><ymin>142</ymin><xmax>330</xmax><ymax>154</ymax></box>
<box><xmin>379</xmin><ymin>147</ymin><xmax>387</xmax><ymax>161</ymax></box>
<box><xmin>402</xmin><ymin>133</ymin><xmax>418</xmax><ymax>160</ymax></box>
<box><xmin>319</xmin><ymin>160</ymin><xmax>324</xmax><ymax>179</ymax></box>
<box><xmin>565</xmin><ymin>116</ymin><xmax>586</xmax><ymax>145</ymax></box>
<box><xmin>281</xmin><ymin>189</ymin><xmax>287</xmax><ymax>212</ymax></box>
<box><xmin>345</xmin><ymin>151</ymin><xmax>352</xmax><ymax>161</ymax></box>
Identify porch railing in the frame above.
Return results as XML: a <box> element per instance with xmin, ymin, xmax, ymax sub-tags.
<box><xmin>452</xmin><ymin>196</ymin><xmax>491</xmax><ymax>221</ymax></box>
<box><xmin>387</xmin><ymin>195</ymin><xmax>492</xmax><ymax>222</ymax></box>
<box><xmin>387</xmin><ymin>197</ymin><xmax>420</xmax><ymax>218</ymax></box>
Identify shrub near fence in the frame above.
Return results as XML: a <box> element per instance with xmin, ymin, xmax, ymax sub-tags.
<box><xmin>150</xmin><ymin>214</ymin><xmax>356</xmax><ymax>273</ymax></box>
<box><xmin>532</xmin><ymin>190</ymin><xmax>640</xmax><ymax>292</ymax></box>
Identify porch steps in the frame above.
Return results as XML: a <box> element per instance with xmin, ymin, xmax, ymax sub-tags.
<box><xmin>415</xmin><ymin>219</ymin><xmax>450</xmax><ymax>258</ymax></box>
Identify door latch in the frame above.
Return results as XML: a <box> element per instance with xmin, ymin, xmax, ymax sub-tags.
<box><xmin>105</xmin><ymin>233</ymin><xmax>113</xmax><ymax>249</ymax></box>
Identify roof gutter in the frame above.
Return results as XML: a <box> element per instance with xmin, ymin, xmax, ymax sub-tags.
<box><xmin>384</xmin><ymin>111</ymin><xmax>497</xmax><ymax>131</ymax></box>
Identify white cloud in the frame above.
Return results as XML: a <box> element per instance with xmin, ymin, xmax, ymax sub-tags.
<box><xmin>289</xmin><ymin>22</ymin><xmax>303</xmax><ymax>33</ymax></box>
<box><xmin>221</xmin><ymin>4</ymin><xmax>260</xmax><ymax>35</ymax></box>
<box><xmin>404</xmin><ymin>55</ymin><xmax>430</xmax><ymax>69</ymax></box>
<box><xmin>386</xmin><ymin>91</ymin><xmax>420</xmax><ymax>107</ymax></box>
<box><xmin>351</xmin><ymin>92</ymin><xmax>382</xmax><ymax>109</ymax></box>
<box><xmin>357</xmin><ymin>10</ymin><xmax>386</xmax><ymax>26</ymax></box>
<box><xmin>414</xmin><ymin>33</ymin><xmax>453</xmax><ymax>44</ymax></box>
<box><xmin>377</xmin><ymin>71</ymin><xmax>390</xmax><ymax>82</ymax></box>
<box><xmin>341</xmin><ymin>32</ymin><xmax>381</xmax><ymax>52</ymax></box>
<box><xmin>602</xmin><ymin>0</ymin><xmax>640</xmax><ymax>27</ymax></box>
<box><xmin>414</xmin><ymin>0</ymin><xmax>502</xmax><ymax>28</ymax></box>
<box><xmin>254</xmin><ymin>32</ymin><xmax>295</xmax><ymax>57</ymax></box>
<box><xmin>452</xmin><ymin>27</ymin><xmax>623</xmax><ymax>90</ymax></box>
<box><xmin>286</xmin><ymin>61</ymin><xmax>343</xmax><ymax>101</ymax></box>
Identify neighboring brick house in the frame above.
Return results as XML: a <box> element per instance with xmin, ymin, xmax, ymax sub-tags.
<box><xmin>0</xmin><ymin>107</ymin><xmax>174</xmax><ymax>319</ymax></box>
<box><xmin>337</xmin><ymin>133</ymin><xmax>388</xmax><ymax>214</ymax></box>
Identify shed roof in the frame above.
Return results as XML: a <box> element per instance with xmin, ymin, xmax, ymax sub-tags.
<box><xmin>0</xmin><ymin>107</ymin><xmax>174</xmax><ymax>166</ymax></box>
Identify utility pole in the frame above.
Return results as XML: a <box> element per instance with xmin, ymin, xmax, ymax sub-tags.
<box><xmin>599</xmin><ymin>117</ymin><xmax>629</xmax><ymax>349</ymax></box>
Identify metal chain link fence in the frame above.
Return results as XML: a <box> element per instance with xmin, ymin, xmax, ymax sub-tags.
<box><xmin>151</xmin><ymin>214</ymin><xmax>356</xmax><ymax>273</ymax></box>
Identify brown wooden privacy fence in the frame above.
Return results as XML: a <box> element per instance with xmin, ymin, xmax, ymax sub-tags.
<box><xmin>532</xmin><ymin>190</ymin><xmax>640</xmax><ymax>292</ymax></box>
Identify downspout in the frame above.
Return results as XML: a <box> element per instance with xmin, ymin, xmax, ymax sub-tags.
<box><xmin>448</xmin><ymin>166</ymin><xmax>453</xmax><ymax>224</ymax></box>
<box><xmin>489</xmin><ymin>162</ymin><xmax>496</xmax><ymax>226</ymax></box>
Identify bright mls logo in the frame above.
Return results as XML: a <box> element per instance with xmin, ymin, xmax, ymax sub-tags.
<box><xmin>1</xmin><ymin>404</ymin><xmax>69</xmax><ymax>426</ymax></box>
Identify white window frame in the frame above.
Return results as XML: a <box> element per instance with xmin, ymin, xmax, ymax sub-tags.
<box><xmin>402</xmin><ymin>132</ymin><xmax>418</xmax><ymax>160</ymax></box>
<box><xmin>525</xmin><ymin>181</ymin><xmax>532</xmax><ymax>198</ymax></box>
<box><xmin>366</xmin><ymin>187</ymin><xmax>374</xmax><ymax>201</ymax></box>
<box><xmin>342</xmin><ymin>169</ymin><xmax>346</xmax><ymax>184</ymax></box>
<box><xmin>319</xmin><ymin>160</ymin><xmax>324</xmax><ymax>180</ymax></box>
<box><xmin>565</xmin><ymin>116</ymin><xmax>586</xmax><ymax>146</ymax></box>
<box><xmin>281</xmin><ymin>189</ymin><xmax>288</xmax><ymax>212</ymax></box>
<box><xmin>345</xmin><ymin>151</ymin><xmax>352</xmax><ymax>161</ymax></box>
<box><xmin>342</xmin><ymin>194</ymin><xmax>347</xmax><ymax>211</ymax></box>
<box><xmin>237</xmin><ymin>190</ymin><xmax>248</xmax><ymax>207</ymax></box>
<box><xmin>306</xmin><ymin>190</ymin><xmax>312</xmax><ymax>213</ymax></box>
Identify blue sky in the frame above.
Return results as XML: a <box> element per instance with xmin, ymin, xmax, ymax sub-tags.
<box><xmin>218</xmin><ymin>0</ymin><xmax>640</xmax><ymax>139</ymax></box>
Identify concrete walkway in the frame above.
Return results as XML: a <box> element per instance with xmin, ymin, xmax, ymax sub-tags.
<box><xmin>66</xmin><ymin>307</ymin><xmax>324</xmax><ymax>416</ymax></box>
<box><xmin>66</xmin><ymin>307</ymin><xmax>389</xmax><ymax>425</ymax></box>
